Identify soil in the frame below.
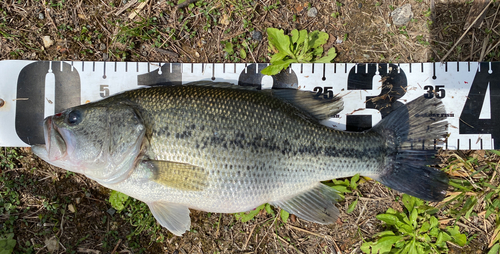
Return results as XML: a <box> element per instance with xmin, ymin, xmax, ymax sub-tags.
<box><xmin>0</xmin><ymin>0</ymin><xmax>499</xmax><ymax>253</ymax></box>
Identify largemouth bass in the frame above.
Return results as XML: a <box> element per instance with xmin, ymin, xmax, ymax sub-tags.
<box><xmin>32</xmin><ymin>81</ymin><xmax>449</xmax><ymax>236</ymax></box>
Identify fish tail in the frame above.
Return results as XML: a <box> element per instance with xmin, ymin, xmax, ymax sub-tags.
<box><xmin>370</xmin><ymin>96</ymin><xmax>449</xmax><ymax>201</ymax></box>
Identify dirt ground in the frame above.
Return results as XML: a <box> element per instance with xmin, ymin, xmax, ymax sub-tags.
<box><xmin>1</xmin><ymin>0</ymin><xmax>500</xmax><ymax>253</ymax></box>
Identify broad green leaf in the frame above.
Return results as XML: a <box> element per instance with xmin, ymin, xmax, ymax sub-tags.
<box><xmin>237</xmin><ymin>204</ymin><xmax>265</xmax><ymax>222</ymax></box>
<box><xmin>487</xmin><ymin>243</ymin><xmax>500</xmax><ymax>254</ymax></box>
<box><xmin>109</xmin><ymin>190</ymin><xmax>129</xmax><ymax>211</ymax></box>
<box><xmin>375</xmin><ymin>231</ymin><xmax>396</xmax><ymax>237</ymax></box>
<box><xmin>265</xmin><ymin>203</ymin><xmax>275</xmax><ymax>216</ymax></box>
<box><xmin>377</xmin><ymin>214</ymin><xmax>400</xmax><ymax>226</ymax></box>
<box><xmin>347</xmin><ymin>198</ymin><xmax>358</xmax><ymax>214</ymax></box>
<box><xmin>270</xmin><ymin>51</ymin><xmax>287</xmax><ymax>63</ymax></box>
<box><xmin>266</xmin><ymin>28</ymin><xmax>293</xmax><ymax>57</ymax></box>
<box><xmin>395</xmin><ymin>220</ymin><xmax>414</xmax><ymax>235</ymax></box>
<box><xmin>280</xmin><ymin>209</ymin><xmax>289</xmax><ymax>223</ymax></box>
<box><xmin>331</xmin><ymin>185</ymin><xmax>351</xmax><ymax>194</ymax></box>
<box><xmin>429</xmin><ymin>216</ymin><xmax>439</xmax><ymax>229</ymax></box>
<box><xmin>372</xmin><ymin>236</ymin><xmax>404</xmax><ymax>253</ymax></box>
<box><xmin>291</xmin><ymin>29</ymin><xmax>299</xmax><ymax>44</ymax></box>
<box><xmin>402</xmin><ymin>194</ymin><xmax>415</xmax><ymax>213</ymax></box>
<box><xmin>240</xmin><ymin>48</ymin><xmax>247</xmax><ymax>59</ymax></box>
<box><xmin>360</xmin><ymin>242</ymin><xmax>373</xmax><ymax>253</ymax></box>
<box><xmin>350</xmin><ymin>174</ymin><xmax>360</xmax><ymax>190</ymax></box>
<box><xmin>429</xmin><ymin>227</ymin><xmax>439</xmax><ymax>237</ymax></box>
<box><xmin>294</xmin><ymin>30</ymin><xmax>308</xmax><ymax>53</ymax></box>
<box><xmin>261</xmin><ymin>59</ymin><xmax>297</xmax><ymax>75</ymax></box>
<box><xmin>419</xmin><ymin>222</ymin><xmax>430</xmax><ymax>233</ymax></box>
<box><xmin>0</xmin><ymin>233</ymin><xmax>16</xmax><ymax>254</ymax></box>
<box><xmin>224</xmin><ymin>42</ymin><xmax>234</xmax><ymax>55</ymax></box>
<box><xmin>312</xmin><ymin>46</ymin><xmax>323</xmax><ymax>57</ymax></box>
<box><xmin>410</xmin><ymin>209</ymin><xmax>418</xmax><ymax>228</ymax></box>
<box><xmin>408</xmin><ymin>239</ymin><xmax>418</xmax><ymax>254</ymax></box>
<box><xmin>308</xmin><ymin>30</ymin><xmax>329</xmax><ymax>50</ymax></box>
<box><xmin>435</xmin><ymin>232</ymin><xmax>452</xmax><ymax>247</ymax></box>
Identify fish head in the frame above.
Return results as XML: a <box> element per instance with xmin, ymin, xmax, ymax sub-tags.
<box><xmin>32</xmin><ymin>102</ymin><xmax>146</xmax><ymax>184</ymax></box>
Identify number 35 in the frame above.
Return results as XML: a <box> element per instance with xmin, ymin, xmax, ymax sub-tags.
<box><xmin>424</xmin><ymin>85</ymin><xmax>446</xmax><ymax>99</ymax></box>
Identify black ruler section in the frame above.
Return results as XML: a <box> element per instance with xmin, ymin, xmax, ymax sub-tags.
<box><xmin>15</xmin><ymin>61</ymin><xmax>81</xmax><ymax>145</ymax></box>
<box><xmin>346</xmin><ymin>63</ymin><xmax>408</xmax><ymax>131</ymax></box>
<box><xmin>459</xmin><ymin>62</ymin><xmax>500</xmax><ymax>149</ymax></box>
<box><xmin>137</xmin><ymin>63</ymin><xmax>182</xmax><ymax>86</ymax></box>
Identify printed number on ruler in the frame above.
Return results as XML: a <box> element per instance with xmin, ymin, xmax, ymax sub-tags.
<box><xmin>460</xmin><ymin>62</ymin><xmax>500</xmax><ymax>149</ymax></box>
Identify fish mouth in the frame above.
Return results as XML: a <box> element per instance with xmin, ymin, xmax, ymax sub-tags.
<box><xmin>43</xmin><ymin>116</ymin><xmax>68</xmax><ymax>161</ymax></box>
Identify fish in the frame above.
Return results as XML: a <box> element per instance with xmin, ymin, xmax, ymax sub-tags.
<box><xmin>32</xmin><ymin>81</ymin><xmax>449</xmax><ymax>236</ymax></box>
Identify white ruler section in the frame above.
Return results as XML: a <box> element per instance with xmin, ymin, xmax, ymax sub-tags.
<box><xmin>0</xmin><ymin>60</ymin><xmax>497</xmax><ymax>150</ymax></box>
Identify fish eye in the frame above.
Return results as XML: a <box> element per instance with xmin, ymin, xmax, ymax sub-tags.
<box><xmin>67</xmin><ymin>110</ymin><xmax>82</xmax><ymax>126</ymax></box>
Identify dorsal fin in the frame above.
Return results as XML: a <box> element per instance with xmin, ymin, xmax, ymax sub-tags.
<box><xmin>267</xmin><ymin>89</ymin><xmax>344</xmax><ymax>121</ymax></box>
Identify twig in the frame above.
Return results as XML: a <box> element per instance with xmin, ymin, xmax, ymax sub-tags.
<box><xmin>111</xmin><ymin>239</ymin><xmax>122</xmax><ymax>254</ymax></box>
<box><xmin>441</xmin><ymin>0</ymin><xmax>493</xmax><ymax>62</ymax></box>
<box><xmin>243</xmin><ymin>224</ymin><xmax>257</xmax><ymax>250</ymax></box>
<box><xmin>115</xmin><ymin>0</ymin><xmax>138</xmax><ymax>16</ymax></box>
<box><xmin>288</xmin><ymin>225</ymin><xmax>325</xmax><ymax>238</ymax></box>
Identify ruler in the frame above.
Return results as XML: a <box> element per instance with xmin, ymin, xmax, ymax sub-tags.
<box><xmin>0</xmin><ymin>60</ymin><xmax>498</xmax><ymax>150</ymax></box>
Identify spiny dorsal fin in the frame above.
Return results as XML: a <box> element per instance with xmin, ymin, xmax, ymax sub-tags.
<box><xmin>267</xmin><ymin>89</ymin><xmax>344</xmax><ymax>121</ymax></box>
<box><xmin>146</xmin><ymin>160</ymin><xmax>208</xmax><ymax>191</ymax></box>
<box><xmin>185</xmin><ymin>81</ymin><xmax>258</xmax><ymax>90</ymax></box>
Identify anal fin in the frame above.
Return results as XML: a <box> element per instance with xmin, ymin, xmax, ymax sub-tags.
<box><xmin>270</xmin><ymin>183</ymin><xmax>341</xmax><ymax>224</ymax></box>
<box><xmin>148</xmin><ymin>202</ymin><xmax>191</xmax><ymax>236</ymax></box>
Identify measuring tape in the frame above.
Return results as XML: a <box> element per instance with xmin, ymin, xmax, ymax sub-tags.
<box><xmin>0</xmin><ymin>60</ymin><xmax>498</xmax><ymax>150</ymax></box>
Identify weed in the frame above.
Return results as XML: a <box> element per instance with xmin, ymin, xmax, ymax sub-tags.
<box><xmin>329</xmin><ymin>174</ymin><xmax>362</xmax><ymax>213</ymax></box>
<box><xmin>261</xmin><ymin>28</ymin><xmax>337</xmax><ymax>75</ymax></box>
<box><xmin>361</xmin><ymin>194</ymin><xmax>467</xmax><ymax>253</ymax></box>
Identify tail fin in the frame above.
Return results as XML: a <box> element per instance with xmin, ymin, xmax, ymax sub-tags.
<box><xmin>370</xmin><ymin>96</ymin><xmax>449</xmax><ymax>202</ymax></box>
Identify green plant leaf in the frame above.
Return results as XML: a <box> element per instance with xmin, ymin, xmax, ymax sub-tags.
<box><xmin>315</xmin><ymin>47</ymin><xmax>337</xmax><ymax>63</ymax></box>
<box><xmin>487</xmin><ymin>243</ymin><xmax>500</xmax><ymax>254</ymax></box>
<box><xmin>395</xmin><ymin>220</ymin><xmax>414</xmax><ymax>235</ymax></box>
<box><xmin>410</xmin><ymin>208</ymin><xmax>418</xmax><ymax>228</ymax></box>
<box><xmin>261</xmin><ymin>59</ymin><xmax>297</xmax><ymax>75</ymax></box>
<box><xmin>236</xmin><ymin>204</ymin><xmax>265</xmax><ymax>222</ymax></box>
<box><xmin>291</xmin><ymin>29</ymin><xmax>299</xmax><ymax>44</ymax></box>
<box><xmin>419</xmin><ymin>222</ymin><xmax>430</xmax><ymax>233</ymax></box>
<box><xmin>265</xmin><ymin>203</ymin><xmax>275</xmax><ymax>216</ymax></box>
<box><xmin>308</xmin><ymin>30</ymin><xmax>328</xmax><ymax>50</ymax></box>
<box><xmin>429</xmin><ymin>216</ymin><xmax>439</xmax><ymax>230</ymax></box>
<box><xmin>376</xmin><ymin>214</ymin><xmax>400</xmax><ymax>226</ymax></box>
<box><xmin>376</xmin><ymin>231</ymin><xmax>396</xmax><ymax>237</ymax></box>
<box><xmin>266</xmin><ymin>28</ymin><xmax>293</xmax><ymax>57</ymax></box>
<box><xmin>0</xmin><ymin>233</ymin><xmax>16</xmax><ymax>254</ymax></box>
<box><xmin>240</xmin><ymin>48</ymin><xmax>247</xmax><ymax>59</ymax></box>
<box><xmin>350</xmin><ymin>174</ymin><xmax>360</xmax><ymax>190</ymax></box>
<box><xmin>488</xmin><ymin>150</ymin><xmax>500</xmax><ymax>156</ymax></box>
<box><xmin>402</xmin><ymin>194</ymin><xmax>415</xmax><ymax>213</ymax></box>
<box><xmin>109</xmin><ymin>190</ymin><xmax>129</xmax><ymax>211</ymax></box>
<box><xmin>447</xmin><ymin>226</ymin><xmax>467</xmax><ymax>246</ymax></box>
<box><xmin>224</xmin><ymin>42</ymin><xmax>234</xmax><ymax>55</ymax></box>
<box><xmin>347</xmin><ymin>198</ymin><xmax>358</xmax><ymax>214</ymax></box>
<box><xmin>270</xmin><ymin>51</ymin><xmax>287</xmax><ymax>63</ymax></box>
<box><xmin>435</xmin><ymin>232</ymin><xmax>452</xmax><ymax>247</ymax></box>
<box><xmin>280</xmin><ymin>209</ymin><xmax>289</xmax><ymax>223</ymax></box>
<box><xmin>294</xmin><ymin>30</ymin><xmax>308</xmax><ymax>54</ymax></box>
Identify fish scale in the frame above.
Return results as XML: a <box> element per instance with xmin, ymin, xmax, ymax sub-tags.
<box><xmin>32</xmin><ymin>81</ymin><xmax>449</xmax><ymax>236</ymax></box>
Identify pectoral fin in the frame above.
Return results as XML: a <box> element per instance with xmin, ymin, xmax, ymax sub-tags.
<box><xmin>270</xmin><ymin>183</ymin><xmax>341</xmax><ymax>224</ymax></box>
<box><xmin>148</xmin><ymin>202</ymin><xmax>191</xmax><ymax>236</ymax></box>
<box><xmin>146</xmin><ymin>160</ymin><xmax>208</xmax><ymax>191</ymax></box>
